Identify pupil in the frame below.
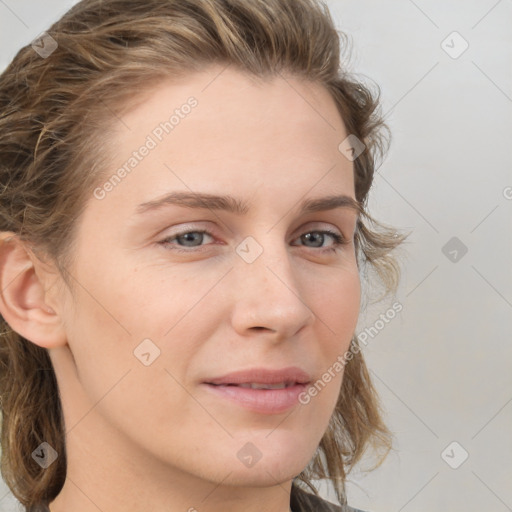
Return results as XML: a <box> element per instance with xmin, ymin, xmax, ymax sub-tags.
<box><xmin>304</xmin><ymin>232</ymin><xmax>322</xmax><ymax>247</ymax></box>
<box><xmin>180</xmin><ymin>232</ymin><xmax>202</xmax><ymax>246</ymax></box>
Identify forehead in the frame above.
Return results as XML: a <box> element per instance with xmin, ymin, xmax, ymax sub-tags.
<box><xmin>90</xmin><ymin>66</ymin><xmax>354</xmax><ymax>217</ymax></box>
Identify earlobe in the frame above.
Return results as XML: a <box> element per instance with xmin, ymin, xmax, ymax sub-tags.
<box><xmin>0</xmin><ymin>232</ymin><xmax>67</xmax><ymax>348</ymax></box>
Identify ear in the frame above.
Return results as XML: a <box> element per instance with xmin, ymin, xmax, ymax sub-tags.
<box><xmin>0</xmin><ymin>232</ymin><xmax>67</xmax><ymax>348</ymax></box>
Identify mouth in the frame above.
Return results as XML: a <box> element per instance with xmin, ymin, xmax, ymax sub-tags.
<box><xmin>207</xmin><ymin>381</ymin><xmax>299</xmax><ymax>390</ymax></box>
<box><xmin>204</xmin><ymin>366</ymin><xmax>311</xmax><ymax>387</ymax></box>
<box><xmin>201</xmin><ymin>367</ymin><xmax>311</xmax><ymax>414</ymax></box>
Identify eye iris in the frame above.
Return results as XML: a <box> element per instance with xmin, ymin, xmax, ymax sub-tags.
<box><xmin>178</xmin><ymin>232</ymin><xmax>204</xmax><ymax>246</ymax></box>
<box><xmin>303</xmin><ymin>232</ymin><xmax>324</xmax><ymax>248</ymax></box>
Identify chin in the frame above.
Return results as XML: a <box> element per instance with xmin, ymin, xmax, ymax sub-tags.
<box><xmin>218</xmin><ymin>460</ymin><xmax>307</xmax><ymax>488</ymax></box>
<box><xmin>223</xmin><ymin>438</ymin><xmax>314</xmax><ymax>486</ymax></box>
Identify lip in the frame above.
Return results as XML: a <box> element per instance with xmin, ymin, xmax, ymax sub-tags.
<box><xmin>204</xmin><ymin>366</ymin><xmax>311</xmax><ymax>386</ymax></box>
<box><xmin>202</xmin><ymin>366</ymin><xmax>311</xmax><ymax>415</ymax></box>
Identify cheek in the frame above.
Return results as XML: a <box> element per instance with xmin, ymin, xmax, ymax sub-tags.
<box><xmin>63</xmin><ymin>291</ymin><xmax>134</xmax><ymax>401</ymax></box>
<box><xmin>312</xmin><ymin>265</ymin><xmax>361</xmax><ymax>346</ymax></box>
<box><xmin>61</xmin><ymin>261</ymin><xmax>209</xmax><ymax>412</ymax></box>
<box><xmin>297</xmin><ymin>265</ymin><xmax>360</xmax><ymax>409</ymax></box>
<box><xmin>60</xmin><ymin>280</ymin><xmax>195</xmax><ymax>446</ymax></box>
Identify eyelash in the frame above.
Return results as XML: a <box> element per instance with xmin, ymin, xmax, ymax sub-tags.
<box><xmin>158</xmin><ymin>228</ymin><xmax>349</xmax><ymax>254</ymax></box>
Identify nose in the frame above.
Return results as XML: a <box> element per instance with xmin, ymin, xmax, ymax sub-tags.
<box><xmin>229</xmin><ymin>237</ymin><xmax>316</xmax><ymax>341</ymax></box>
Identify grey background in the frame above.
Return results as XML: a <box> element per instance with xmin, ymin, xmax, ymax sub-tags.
<box><xmin>1</xmin><ymin>1</ymin><xmax>511</xmax><ymax>511</ymax></box>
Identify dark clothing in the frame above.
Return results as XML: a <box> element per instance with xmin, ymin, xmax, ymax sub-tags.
<box><xmin>291</xmin><ymin>484</ymin><xmax>367</xmax><ymax>512</ymax></box>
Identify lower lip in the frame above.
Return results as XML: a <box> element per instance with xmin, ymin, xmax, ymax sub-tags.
<box><xmin>202</xmin><ymin>383</ymin><xmax>308</xmax><ymax>415</ymax></box>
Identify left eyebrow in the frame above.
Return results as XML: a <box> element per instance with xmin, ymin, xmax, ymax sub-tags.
<box><xmin>135</xmin><ymin>191</ymin><xmax>362</xmax><ymax>217</ymax></box>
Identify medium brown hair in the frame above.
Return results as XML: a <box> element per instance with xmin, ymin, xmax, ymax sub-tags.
<box><xmin>0</xmin><ymin>0</ymin><xmax>408</xmax><ymax>509</ymax></box>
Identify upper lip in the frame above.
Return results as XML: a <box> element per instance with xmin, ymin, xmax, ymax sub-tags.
<box><xmin>204</xmin><ymin>366</ymin><xmax>311</xmax><ymax>386</ymax></box>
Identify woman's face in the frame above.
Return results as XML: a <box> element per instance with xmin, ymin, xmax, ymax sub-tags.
<box><xmin>50</xmin><ymin>65</ymin><xmax>361</xmax><ymax>490</ymax></box>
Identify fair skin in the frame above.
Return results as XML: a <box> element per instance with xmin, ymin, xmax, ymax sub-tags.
<box><xmin>0</xmin><ymin>65</ymin><xmax>360</xmax><ymax>512</ymax></box>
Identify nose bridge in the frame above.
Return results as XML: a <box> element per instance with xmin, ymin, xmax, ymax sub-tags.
<box><xmin>230</xmin><ymin>231</ymin><xmax>315</xmax><ymax>335</ymax></box>
<box><xmin>236</xmin><ymin>230</ymin><xmax>295</xmax><ymax>291</ymax></box>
